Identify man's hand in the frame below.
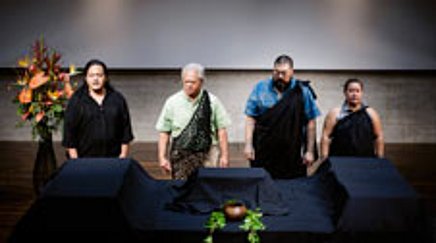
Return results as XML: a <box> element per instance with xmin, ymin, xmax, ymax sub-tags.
<box><xmin>303</xmin><ymin>151</ymin><xmax>314</xmax><ymax>166</ymax></box>
<box><xmin>159</xmin><ymin>158</ymin><xmax>172</xmax><ymax>175</ymax></box>
<box><xmin>244</xmin><ymin>143</ymin><xmax>255</xmax><ymax>161</ymax></box>
<box><xmin>67</xmin><ymin>148</ymin><xmax>78</xmax><ymax>159</ymax></box>
<box><xmin>307</xmin><ymin>158</ymin><xmax>322</xmax><ymax>177</ymax></box>
<box><xmin>219</xmin><ymin>156</ymin><xmax>229</xmax><ymax>168</ymax></box>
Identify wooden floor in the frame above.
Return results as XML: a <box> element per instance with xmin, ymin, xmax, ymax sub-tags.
<box><xmin>0</xmin><ymin>142</ymin><xmax>435</xmax><ymax>242</ymax></box>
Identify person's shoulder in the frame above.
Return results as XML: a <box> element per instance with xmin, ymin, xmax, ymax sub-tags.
<box><xmin>110</xmin><ymin>89</ymin><xmax>129</xmax><ymax>103</ymax></box>
<box><xmin>69</xmin><ymin>85</ymin><xmax>86</xmax><ymax>102</ymax></box>
<box><xmin>204</xmin><ymin>91</ymin><xmax>224</xmax><ymax>110</ymax></box>
<box><xmin>296</xmin><ymin>79</ymin><xmax>317</xmax><ymax>99</ymax></box>
<box><xmin>166</xmin><ymin>90</ymin><xmax>183</xmax><ymax>101</ymax></box>
<box><xmin>207</xmin><ymin>92</ymin><xmax>228</xmax><ymax>112</ymax></box>
<box><xmin>328</xmin><ymin>107</ymin><xmax>341</xmax><ymax>117</ymax></box>
<box><xmin>323</xmin><ymin>107</ymin><xmax>340</xmax><ymax>125</ymax></box>
<box><xmin>365</xmin><ymin>106</ymin><xmax>380</xmax><ymax>119</ymax></box>
<box><xmin>296</xmin><ymin>79</ymin><xmax>313</xmax><ymax>90</ymax></box>
<box><xmin>257</xmin><ymin>79</ymin><xmax>271</xmax><ymax>87</ymax></box>
<box><xmin>205</xmin><ymin>91</ymin><xmax>220</xmax><ymax>102</ymax></box>
<box><xmin>161</xmin><ymin>90</ymin><xmax>183</xmax><ymax>108</ymax></box>
<box><xmin>249</xmin><ymin>79</ymin><xmax>271</xmax><ymax>94</ymax></box>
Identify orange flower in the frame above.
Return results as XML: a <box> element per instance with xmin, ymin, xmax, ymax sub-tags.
<box><xmin>13</xmin><ymin>38</ymin><xmax>78</xmax><ymax>139</ymax></box>
<box><xmin>29</xmin><ymin>71</ymin><xmax>49</xmax><ymax>89</ymax></box>
<box><xmin>35</xmin><ymin>111</ymin><xmax>45</xmax><ymax>123</ymax></box>
<box><xmin>18</xmin><ymin>88</ymin><xmax>32</xmax><ymax>104</ymax></box>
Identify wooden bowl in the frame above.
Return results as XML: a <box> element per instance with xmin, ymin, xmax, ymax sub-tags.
<box><xmin>223</xmin><ymin>202</ymin><xmax>247</xmax><ymax>221</ymax></box>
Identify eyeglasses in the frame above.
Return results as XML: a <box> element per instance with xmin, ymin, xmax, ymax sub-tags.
<box><xmin>273</xmin><ymin>70</ymin><xmax>291</xmax><ymax>77</ymax></box>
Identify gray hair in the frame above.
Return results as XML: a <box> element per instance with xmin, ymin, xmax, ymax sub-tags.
<box><xmin>181</xmin><ymin>63</ymin><xmax>205</xmax><ymax>81</ymax></box>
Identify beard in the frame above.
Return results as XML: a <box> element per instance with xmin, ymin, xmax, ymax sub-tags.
<box><xmin>273</xmin><ymin>79</ymin><xmax>290</xmax><ymax>92</ymax></box>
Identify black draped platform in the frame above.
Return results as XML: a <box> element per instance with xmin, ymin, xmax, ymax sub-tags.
<box><xmin>9</xmin><ymin>157</ymin><xmax>430</xmax><ymax>243</ymax></box>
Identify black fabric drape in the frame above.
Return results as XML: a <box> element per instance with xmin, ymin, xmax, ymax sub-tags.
<box><xmin>11</xmin><ymin>158</ymin><xmax>428</xmax><ymax>243</ymax></box>
<box><xmin>169</xmin><ymin>90</ymin><xmax>212</xmax><ymax>179</ymax></box>
<box><xmin>252</xmin><ymin>82</ymin><xmax>307</xmax><ymax>179</ymax></box>
<box><xmin>329</xmin><ymin>107</ymin><xmax>376</xmax><ymax>157</ymax></box>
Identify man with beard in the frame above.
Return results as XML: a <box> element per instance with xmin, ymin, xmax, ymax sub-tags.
<box><xmin>156</xmin><ymin>63</ymin><xmax>231</xmax><ymax>179</ymax></box>
<box><xmin>320</xmin><ymin>78</ymin><xmax>384</xmax><ymax>159</ymax></box>
<box><xmin>244</xmin><ymin>55</ymin><xmax>320</xmax><ymax>179</ymax></box>
<box><xmin>63</xmin><ymin>59</ymin><xmax>134</xmax><ymax>158</ymax></box>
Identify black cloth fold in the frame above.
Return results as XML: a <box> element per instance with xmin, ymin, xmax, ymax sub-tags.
<box><xmin>252</xmin><ymin>81</ymin><xmax>307</xmax><ymax>179</ymax></box>
<box><xmin>167</xmin><ymin>168</ymin><xmax>289</xmax><ymax>216</ymax></box>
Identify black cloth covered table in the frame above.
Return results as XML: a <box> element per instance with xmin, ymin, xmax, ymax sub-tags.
<box><xmin>9</xmin><ymin>157</ymin><xmax>429</xmax><ymax>243</ymax></box>
<box><xmin>326</xmin><ymin>157</ymin><xmax>429</xmax><ymax>242</ymax></box>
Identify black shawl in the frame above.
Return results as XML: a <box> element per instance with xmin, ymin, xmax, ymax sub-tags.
<box><xmin>252</xmin><ymin>81</ymin><xmax>309</xmax><ymax>179</ymax></box>
<box><xmin>329</xmin><ymin>106</ymin><xmax>376</xmax><ymax>157</ymax></box>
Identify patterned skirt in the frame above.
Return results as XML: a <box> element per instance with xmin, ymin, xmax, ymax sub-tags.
<box><xmin>169</xmin><ymin>149</ymin><xmax>208</xmax><ymax>180</ymax></box>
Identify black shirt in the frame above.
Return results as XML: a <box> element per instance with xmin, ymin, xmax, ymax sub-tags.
<box><xmin>62</xmin><ymin>84</ymin><xmax>134</xmax><ymax>157</ymax></box>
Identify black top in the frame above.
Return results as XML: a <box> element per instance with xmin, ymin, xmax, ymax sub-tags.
<box><xmin>329</xmin><ymin>106</ymin><xmax>376</xmax><ymax>157</ymax></box>
<box><xmin>62</xmin><ymin>84</ymin><xmax>134</xmax><ymax>158</ymax></box>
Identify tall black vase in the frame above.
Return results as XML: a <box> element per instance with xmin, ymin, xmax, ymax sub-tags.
<box><xmin>33</xmin><ymin>133</ymin><xmax>57</xmax><ymax>195</ymax></box>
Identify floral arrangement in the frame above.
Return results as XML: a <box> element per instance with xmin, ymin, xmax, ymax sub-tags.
<box><xmin>12</xmin><ymin>38</ymin><xmax>78</xmax><ymax>140</ymax></box>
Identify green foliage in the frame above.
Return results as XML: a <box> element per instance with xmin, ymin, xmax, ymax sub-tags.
<box><xmin>239</xmin><ymin>209</ymin><xmax>266</xmax><ymax>243</ymax></box>
<box><xmin>204</xmin><ymin>211</ymin><xmax>226</xmax><ymax>243</ymax></box>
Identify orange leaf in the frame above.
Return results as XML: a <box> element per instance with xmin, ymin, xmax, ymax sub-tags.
<box><xmin>18</xmin><ymin>88</ymin><xmax>32</xmax><ymax>104</ymax></box>
<box><xmin>21</xmin><ymin>112</ymin><xmax>30</xmax><ymax>121</ymax></box>
<box><xmin>29</xmin><ymin>72</ymin><xmax>49</xmax><ymax>89</ymax></box>
<box><xmin>64</xmin><ymin>82</ymin><xmax>74</xmax><ymax>98</ymax></box>
<box><xmin>35</xmin><ymin>111</ymin><xmax>45</xmax><ymax>123</ymax></box>
<box><xmin>61</xmin><ymin>72</ymin><xmax>70</xmax><ymax>82</ymax></box>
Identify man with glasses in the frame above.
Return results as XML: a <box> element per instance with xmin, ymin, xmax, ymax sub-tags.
<box><xmin>244</xmin><ymin>55</ymin><xmax>320</xmax><ymax>179</ymax></box>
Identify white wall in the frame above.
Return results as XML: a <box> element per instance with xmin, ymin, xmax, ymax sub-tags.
<box><xmin>1</xmin><ymin>0</ymin><xmax>435</xmax><ymax>69</ymax></box>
